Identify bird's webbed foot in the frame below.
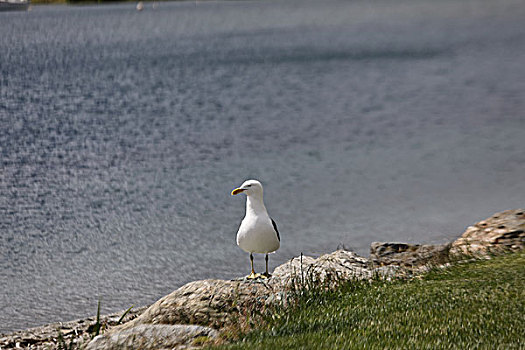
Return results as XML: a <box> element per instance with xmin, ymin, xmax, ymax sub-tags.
<box><xmin>246</xmin><ymin>272</ymin><xmax>262</xmax><ymax>279</ymax></box>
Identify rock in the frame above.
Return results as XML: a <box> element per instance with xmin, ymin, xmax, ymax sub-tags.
<box><xmin>370</xmin><ymin>242</ymin><xmax>451</xmax><ymax>268</ymax></box>
<box><xmin>85</xmin><ymin>324</ymin><xmax>218</xmax><ymax>350</ymax></box>
<box><xmin>273</xmin><ymin>249</ymin><xmax>374</xmax><ymax>286</ymax></box>
<box><xmin>370</xmin><ymin>209</ymin><xmax>525</xmax><ymax>266</ymax></box>
<box><xmin>0</xmin><ymin>305</ymin><xmax>147</xmax><ymax>350</ymax></box>
<box><xmin>451</xmin><ymin>209</ymin><xmax>525</xmax><ymax>256</ymax></box>
<box><xmin>108</xmin><ymin>249</ymin><xmax>385</xmax><ymax>337</ymax></box>
<box><xmin>114</xmin><ymin>278</ymin><xmax>275</xmax><ymax>332</ymax></box>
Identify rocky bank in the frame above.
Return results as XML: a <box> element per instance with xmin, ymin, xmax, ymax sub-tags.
<box><xmin>1</xmin><ymin>209</ymin><xmax>523</xmax><ymax>350</ymax></box>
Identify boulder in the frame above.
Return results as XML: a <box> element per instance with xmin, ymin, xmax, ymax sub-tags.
<box><xmin>370</xmin><ymin>242</ymin><xmax>451</xmax><ymax>267</ymax></box>
<box><xmin>451</xmin><ymin>209</ymin><xmax>525</xmax><ymax>256</ymax></box>
<box><xmin>0</xmin><ymin>305</ymin><xmax>147</xmax><ymax>350</ymax></box>
<box><xmin>86</xmin><ymin>324</ymin><xmax>218</xmax><ymax>350</ymax></box>
<box><xmin>107</xmin><ymin>250</ymin><xmax>389</xmax><ymax>337</ymax></box>
<box><xmin>114</xmin><ymin>278</ymin><xmax>276</xmax><ymax>332</ymax></box>
<box><xmin>272</xmin><ymin>250</ymin><xmax>373</xmax><ymax>286</ymax></box>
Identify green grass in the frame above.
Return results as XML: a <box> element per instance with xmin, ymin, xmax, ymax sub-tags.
<box><xmin>213</xmin><ymin>251</ymin><xmax>525</xmax><ymax>349</ymax></box>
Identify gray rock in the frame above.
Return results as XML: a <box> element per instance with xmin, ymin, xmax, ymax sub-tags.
<box><xmin>370</xmin><ymin>242</ymin><xmax>451</xmax><ymax>268</ymax></box>
<box><xmin>109</xmin><ymin>249</ymin><xmax>381</xmax><ymax>335</ymax></box>
<box><xmin>114</xmin><ymin>278</ymin><xmax>275</xmax><ymax>331</ymax></box>
<box><xmin>451</xmin><ymin>209</ymin><xmax>525</xmax><ymax>256</ymax></box>
<box><xmin>0</xmin><ymin>305</ymin><xmax>147</xmax><ymax>350</ymax></box>
<box><xmin>86</xmin><ymin>324</ymin><xmax>218</xmax><ymax>350</ymax></box>
<box><xmin>273</xmin><ymin>249</ymin><xmax>374</xmax><ymax>287</ymax></box>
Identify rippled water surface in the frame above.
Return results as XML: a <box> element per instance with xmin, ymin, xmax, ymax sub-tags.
<box><xmin>1</xmin><ymin>0</ymin><xmax>525</xmax><ymax>333</ymax></box>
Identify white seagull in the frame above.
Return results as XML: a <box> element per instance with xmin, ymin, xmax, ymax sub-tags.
<box><xmin>231</xmin><ymin>179</ymin><xmax>280</xmax><ymax>279</ymax></box>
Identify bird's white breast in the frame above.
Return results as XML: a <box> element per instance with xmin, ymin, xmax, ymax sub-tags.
<box><xmin>236</xmin><ymin>213</ymin><xmax>280</xmax><ymax>254</ymax></box>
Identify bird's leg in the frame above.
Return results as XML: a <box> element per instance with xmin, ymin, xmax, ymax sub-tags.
<box><xmin>247</xmin><ymin>253</ymin><xmax>260</xmax><ymax>279</ymax></box>
<box><xmin>261</xmin><ymin>253</ymin><xmax>271</xmax><ymax>278</ymax></box>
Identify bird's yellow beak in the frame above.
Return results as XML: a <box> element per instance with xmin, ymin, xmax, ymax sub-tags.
<box><xmin>231</xmin><ymin>188</ymin><xmax>245</xmax><ymax>195</ymax></box>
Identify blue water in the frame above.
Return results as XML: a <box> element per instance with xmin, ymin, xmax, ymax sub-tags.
<box><xmin>1</xmin><ymin>0</ymin><xmax>524</xmax><ymax>333</ymax></box>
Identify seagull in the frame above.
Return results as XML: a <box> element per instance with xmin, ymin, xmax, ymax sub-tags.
<box><xmin>231</xmin><ymin>179</ymin><xmax>280</xmax><ymax>279</ymax></box>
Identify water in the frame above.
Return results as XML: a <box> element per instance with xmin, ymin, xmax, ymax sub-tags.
<box><xmin>1</xmin><ymin>0</ymin><xmax>524</xmax><ymax>333</ymax></box>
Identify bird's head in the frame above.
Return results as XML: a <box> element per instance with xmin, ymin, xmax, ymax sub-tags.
<box><xmin>231</xmin><ymin>179</ymin><xmax>263</xmax><ymax>196</ymax></box>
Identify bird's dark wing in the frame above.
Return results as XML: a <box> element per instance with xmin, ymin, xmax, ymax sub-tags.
<box><xmin>271</xmin><ymin>218</ymin><xmax>280</xmax><ymax>241</ymax></box>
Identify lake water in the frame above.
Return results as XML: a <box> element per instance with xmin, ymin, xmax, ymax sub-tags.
<box><xmin>1</xmin><ymin>0</ymin><xmax>524</xmax><ymax>333</ymax></box>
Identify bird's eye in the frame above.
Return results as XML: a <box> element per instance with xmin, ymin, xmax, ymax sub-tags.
<box><xmin>246</xmin><ymin>185</ymin><xmax>252</xmax><ymax>187</ymax></box>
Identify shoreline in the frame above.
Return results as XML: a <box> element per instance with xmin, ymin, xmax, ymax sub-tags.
<box><xmin>1</xmin><ymin>209</ymin><xmax>523</xmax><ymax>349</ymax></box>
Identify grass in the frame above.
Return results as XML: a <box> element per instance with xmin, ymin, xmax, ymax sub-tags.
<box><xmin>212</xmin><ymin>251</ymin><xmax>525</xmax><ymax>349</ymax></box>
